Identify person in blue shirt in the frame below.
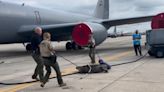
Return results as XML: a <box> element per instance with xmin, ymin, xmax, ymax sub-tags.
<box><xmin>132</xmin><ymin>30</ymin><xmax>142</xmax><ymax>56</ymax></box>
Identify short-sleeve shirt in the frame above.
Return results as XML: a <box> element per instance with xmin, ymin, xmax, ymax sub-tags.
<box><xmin>39</xmin><ymin>40</ymin><xmax>54</xmax><ymax>57</ymax></box>
<box><xmin>132</xmin><ymin>34</ymin><xmax>141</xmax><ymax>45</ymax></box>
<box><xmin>88</xmin><ymin>36</ymin><xmax>95</xmax><ymax>48</ymax></box>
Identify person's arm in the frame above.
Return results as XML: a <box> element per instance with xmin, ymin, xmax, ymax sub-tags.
<box><xmin>132</xmin><ymin>34</ymin><xmax>135</xmax><ymax>40</ymax></box>
<box><xmin>48</xmin><ymin>41</ymin><xmax>56</xmax><ymax>53</ymax></box>
<box><xmin>88</xmin><ymin>37</ymin><xmax>96</xmax><ymax>47</ymax></box>
<box><xmin>35</xmin><ymin>36</ymin><xmax>42</xmax><ymax>48</ymax></box>
<box><xmin>139</xmin><ymin>34</ymin><xmax>141</xmax><ymax>39</ymax></box>
<box><xmin>36</xmin><ymin>38</ymin><xmax>41</xmax><ymax>48</ymax></box>
<box><xmin>92</xmin><ymin>38</ymin><xmax>96</xmax><ymax>47</ymax></box>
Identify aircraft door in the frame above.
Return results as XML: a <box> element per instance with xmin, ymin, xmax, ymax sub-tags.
<box><xmin>34</xmin><ymin>11</ymin><xmax>41</xmax><ymax>25</ymax></box>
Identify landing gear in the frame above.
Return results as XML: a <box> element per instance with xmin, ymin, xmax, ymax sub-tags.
<box><xmin>66</xmin><ymin>42</ymin><xmax>72</xmax><ymax>50</ymax></box>
<box><xmin>26</xmin><ymin>44</ymin><xmax>32</xmax><ymax>52</ymax></box>
<box><xmin>72</xmin><ymin>42</ymin><xmax>80</xmax><ymax>50</ymax></box>
<box><xmin>65</xmin><ymin>42</ymin><xmax>83</xmax><ymax>50</ymax></box>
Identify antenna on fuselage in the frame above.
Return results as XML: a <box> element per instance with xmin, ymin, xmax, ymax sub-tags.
<box><xmin>22</xmin><ymin>3</ymin><xmax>25</xmax><ymax>6</ymax></box>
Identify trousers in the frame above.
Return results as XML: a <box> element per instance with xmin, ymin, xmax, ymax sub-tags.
<box><xmin>134</xmin><ymin>45</ymin><xmax>142</xmax><ymax>56</ymax></box>
<box><xmin>89</xmin><ymin>47</ymin><xmax>95</xmax><ymax>63</ymax></box>
<box><xmin>42</xmin><ymin>57</ymin><xmax>63</xmax><ymax>85</ymax></box>
<box><xmin>32</xmin><ymin>52</ymin><xmax>44</xmax><ymax>82</ymax></box>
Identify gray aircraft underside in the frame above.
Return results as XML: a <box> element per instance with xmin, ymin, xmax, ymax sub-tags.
<box><xmin>0</xmin><ymin>0</ymin><xmax>153</xmax><ymax>46</ymax></box>
<box><xmin>0</xmin><ymin>2</ymin><xmax>93</xmax><ymax>44</ymax></box>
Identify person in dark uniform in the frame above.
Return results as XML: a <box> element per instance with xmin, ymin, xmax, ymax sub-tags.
<box><xmin>88</xmin><ymin>33</ymin><xmax>96</xmax><ymax>64</ymax></box>
<box><xmin>132</xmin><ymin>30</ymin><xmax>142</xmax><ymax>56</ymax></box>
<box><xmin>39</xmin><ymin>32</ymin><xmax>66</xmax><ymax>87</ymax></box>
<box><xmin>31</xmin><ymin>27</ymin><xmax>44</xmax><ymax>82</ymax></box>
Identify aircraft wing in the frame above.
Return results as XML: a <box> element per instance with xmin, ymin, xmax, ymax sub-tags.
<box><xmin>101</xmin><ymin>15</ymin><xmax>154</xmax><ymax>29</ymax></box>
<box><xmin>18</xmin><ymin>15</ymin><xmax>154</xmax><ymax>42</ymax></box>
<box><xmin>18</xmin><ymin>23</ymin><xmax>79</xmax><ymax>41</ymax></box>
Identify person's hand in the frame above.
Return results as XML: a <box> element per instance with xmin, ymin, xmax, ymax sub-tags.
<box><xmin>52</xmin><ymin>50</ymin><xmax>56</xmax><ymax>54</ymax></box>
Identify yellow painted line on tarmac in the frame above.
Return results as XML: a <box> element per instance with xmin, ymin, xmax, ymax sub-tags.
<box><xmin>0</xmin><ymin>68</ymin><xmax>79</xmax><ymax>92</ymax></box>
<box><xmin>0</xmin><ymin>50</ymin><xmax>133</xmax><ymax>92</ymax></box>
<box><xmin>61</xmin><ymin>66</ymin><xmax>78</xmax><ymax>75</ymax></box>
<box><xmin>0</xmin><ymin>83</ymin><xmax>35</xmax><ymax>92</ymax></box>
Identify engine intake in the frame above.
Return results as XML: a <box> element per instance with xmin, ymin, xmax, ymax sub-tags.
<box><xmin>72</xmin><ymin>22</ymin><xmax>107</xmax><ymax>46</ymax></box>
<box><xmin>151</xmin><ymin>13</ymin><xmax>164</xmax><ymax>29</ymax></box>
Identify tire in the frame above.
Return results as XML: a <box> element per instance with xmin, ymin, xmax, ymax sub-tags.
<box><xmin>155</xmin><ymin>51</ymin><xmax>164</xmax><ymax>58</ymax></box>
<box><xmin>66</xmin><ymin>42</ymin><xmax>72</xmax><ymax>50</ymax></box>
<box><xmin>148</xmin><ymin>50</ymin><xmax>154</xmax><ymax>56</ymax></box>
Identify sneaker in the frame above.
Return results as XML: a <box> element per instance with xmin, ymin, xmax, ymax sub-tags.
<box><xmin>32</xmin><ymin>75</ymin><xmax>39</xmax><ymax>81</ymax></box>
<box><xmin>32</xmin><ymin>75</ymin><xmax>37</xmax><ymax>79</ymax></box>
<box><xmin>59</xmin><ymin>83</ymin><xmax>66</xmax><ymax>87</ymax></box>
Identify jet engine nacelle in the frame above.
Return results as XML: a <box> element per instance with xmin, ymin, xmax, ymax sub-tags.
<box><xmin>72</xmin><ymin>22</ymin><xmax>108</xmax><ymax>46</ymax></box>
<box><xmin>151</xmin><ymin>13</ymin><xmax>164</xmax><ymax>29</ymax></box>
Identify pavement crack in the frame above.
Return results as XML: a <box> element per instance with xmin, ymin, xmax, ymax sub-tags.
<box><xmin>119</xmin><ymin>79</ymin><xmax>164</xmax><ymax>84</ymax></box>
<box><xmin>97</xmin><ymin>61</ymin><xmax>147</xmax><ymax>92</ymax></box>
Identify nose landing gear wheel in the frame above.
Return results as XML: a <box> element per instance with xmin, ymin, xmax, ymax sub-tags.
<box><xmin>66</xmin><ymin>42</ymin><xmax>83</xmax><ymax>50</ymax></box>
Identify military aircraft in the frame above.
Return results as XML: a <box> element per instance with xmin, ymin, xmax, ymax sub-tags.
<box><xmin>0</xmin><ymin>0</ymin><xmax>153</xmax><ymax>51</ymax></box>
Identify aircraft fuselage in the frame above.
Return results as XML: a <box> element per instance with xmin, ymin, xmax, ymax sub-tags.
<box><xmin>0</xmin><ymin>2</ymin><xmax>95</xmax><ymax>44</ymax></box>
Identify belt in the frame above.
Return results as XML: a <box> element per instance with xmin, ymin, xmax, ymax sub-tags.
<box><xmin>42</xmin><ymin>56</ymin><xmax>51</xmax><ymax>59</ymax></box>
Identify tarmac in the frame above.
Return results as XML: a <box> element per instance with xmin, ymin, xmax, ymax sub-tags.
<box><xmin>0</xmin><ymin>36</ymin><xmax>164</xmax><ymax>92</ymax></box>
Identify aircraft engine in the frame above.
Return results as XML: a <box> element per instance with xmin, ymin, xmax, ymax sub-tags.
<box><xmin>72</xmin><ymin>22</ymin><xmax>108</xmax><ymax>46</ymax></box>
<box><xmin>151</xmin><ymin>13</ymin><xmax>164</xmax><ymax>29</ymax></box>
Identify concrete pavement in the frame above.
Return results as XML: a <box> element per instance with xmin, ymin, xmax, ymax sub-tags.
<box><xmin>0</xmin><ymin>36</ymin><xmax>164</xmax><ymax>92</ymax></box>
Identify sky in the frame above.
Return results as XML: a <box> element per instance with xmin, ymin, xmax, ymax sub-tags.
<box><xmin>3</xmin><ymin>0</ymin><xmax>164</xmax><ymax>33</ymax></box>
